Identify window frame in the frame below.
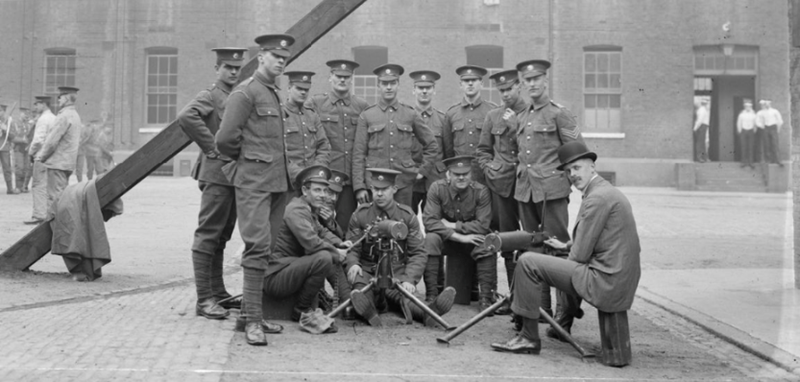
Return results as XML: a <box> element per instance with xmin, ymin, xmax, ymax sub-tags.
<box><xmin>352</xmin><ymin>46</ymin><xmax>388</xmax><ymax>105</ymax></box>
<box><xmin>583</xmin><ymin>46</ymin><xmax>623</xmax><ymax>135</ymax></box>
<box><xmin>43</xmin><ymin>48</ymin><xmax>77</xmax><ymax>94</ymax></box>
<box><xmin>144</xmin><ymin>47</ymin><xmax>178</xmax><ymax>126</ymax></box>
<box><xmin>465</xmin><ymin>45</ymin><xmax>503</xmax><ymax>105</ymax></box>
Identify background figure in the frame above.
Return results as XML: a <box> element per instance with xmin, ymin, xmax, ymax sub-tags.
<box><xmin>75</xmin><ymin>119</ymin><xmax>99</xmax><ymax>181</ymax></box>
<box><xmin>736</xmin><ymin>100</ymin><xmax>756</xmax><ymax>169</ymax></box>
<box><xmin>94</xmin><ymin>121</ymin><xmax>115</xmax><ymax>174</ymax></box>
<box><xmin>756</xmin><ymin>99</ymin><xmax>783</xmax><ymax>166</ymax></box>
<box><xmin>693</xmin><ymin>98</ymin><xmax>709</xmax><ymax>163</ymax></box>
<box><xmin>25</xmin><ymin>96</ymin><xmax>57</xmax><ymax>224</ymax></box>
<box><xmin>0</xmin><ymin>107</ymin><xmax>24</xmax><ymax>194</ymax></box>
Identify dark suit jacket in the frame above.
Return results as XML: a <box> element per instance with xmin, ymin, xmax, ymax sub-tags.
<box><xmin>569</xmin><ymin>176</ymin><xmax>641</xmax><ymax>312</ymax></box>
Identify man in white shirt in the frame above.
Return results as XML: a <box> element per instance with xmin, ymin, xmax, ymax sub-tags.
<box><xmin>693</xmin><ymin>99</ymin><xmax>709</xmax><ymax>163</ymax></box>
<box><xmin>756</xmin><ymin>99</ymin><xmax>784</xmax><ymax>166</ymax></box>
<box><xmin>736</xmin><ymin>100</ymin><xmax>757</xmax><ymax>169</ymax></box>
<box><xmin>24</xmin><ymin>96</ymin><xmax>57</xmax><ymax>224</ymax></box>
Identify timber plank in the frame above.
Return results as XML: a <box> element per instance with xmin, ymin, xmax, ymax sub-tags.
<box><xmin>0</xmin><ymin>0</ymin><xmax>368</xmax><ymax>272</ymax></box>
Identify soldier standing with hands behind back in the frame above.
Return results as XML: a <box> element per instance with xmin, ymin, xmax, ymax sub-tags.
<box><xmin>216</xmin><ymin>34</ymin><xmax>294</xmax><ymax>346</ymax></box>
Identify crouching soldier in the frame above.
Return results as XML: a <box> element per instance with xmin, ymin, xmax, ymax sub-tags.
<box><xmin>422</xmin><ymin>156</ymin><xmax>496</xmax><ymax>312</ymax></box>
<box><xmin>345</xmin><ymin>168</ymin><xmax>455</xmax><ymax>327</ymax></box>
<box><xmin>259</xmin><ymin>165</ymin><xmax>348</xmax><ymax>335</ymax></box>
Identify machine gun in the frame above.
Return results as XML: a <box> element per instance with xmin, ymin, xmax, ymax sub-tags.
<box><xmin>327</xmin><ymin>219</ymin><xmax>454</xmax><ymax>330</ymax></box>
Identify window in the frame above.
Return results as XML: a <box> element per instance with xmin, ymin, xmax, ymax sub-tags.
<box><xmin>584</xmin><ymin>46</ymin><xmax>622</xmax><ymax>132</ymax></box>
<box><xmin>352</xmin><ymin>46</ymin><xmax>388</xmax><ymax>105</ymax></box>
<box><xmin>43</xmin><ymin>48</ymin><xmax>76</xmax><ymax>94</ymax></box>
<box><xmin>145</xmin><ymin>47</ymin><xmax>178</xmax><ymax>125</ymax></box>
<box><xmin>465</xmin><ymin>45</ymin><xmax>503</xmax><ymax>104</ymax></box>
<box><xmin>694</xmin><ymin>45</ymin><xmax>757</xmax><ymax>76</ymax></box>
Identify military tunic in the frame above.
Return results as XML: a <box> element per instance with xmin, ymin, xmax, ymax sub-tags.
<box><xmin>441</xmin><ymin>97</ymin><xmax>497</xmax><ymax>185</ymax></box>
<box><xmin>216</xmin><ymin>70</ymin><xmax>290</xmax><ymax>271</ymax></box>
<box><xmin>352</xmin><ymin>99</ymin><xmax>438</xmax><ymax>206</ymax></box>
<box><xmin>422</xmin><ymin>178</ymin><xmax>492</xmax><ymax>259</ymax></box>
<box><xmin>411</xmin><ymin>105</ymin><xmax>446</xmax><ymax>189</ymax></box>
<box><xmin>282</xmin><ymin>100</ymin><xmax>331</xmax><ymax>185</ymax></box>
<box><xmin>178</xmin><ymin>79</ymin><xmax>238</xmax><ymax>301</ymax></box>
<box><xmin>305</xmin><ymin>92</ymin><xmax>369</xmax><ymax>231</ymax></box>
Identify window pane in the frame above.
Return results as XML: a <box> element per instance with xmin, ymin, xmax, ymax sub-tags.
<box><xmin>609</xmin><ymin>74</ymin><xmax>621</xmax><ymax>89</ymax></box>
<box><xmin>148</xmin><ymin>57</ymin><xmax>157</xmax><ymax>73</ymax></box>
<box><xmin>584</xmin><ymin>109</ymin><xmax>596</xmax><ymax>129</ymax></box>
<box><xmin>597</xmin><ymin>53</ymin><xmax>608</xmax><ymax>72</ymax></box>
<box><xmin>705</xmin><ymin>56</ymin><xmax>714</xmax><ymax>69</ymax></box>
<box><xmin>585</xmin><ymin>74</ymin><xmax>595</xmax><ymax>89</ymax></box>
<box><xmin>169</xmin><ymin>75</ymin><xmax>177</xmax><ymax>87</ymax></box>
<box><xmin>585</xmin><ymin>53</ymin><xmax>596</xmax><ymax>72</ymax></box>
<box><xmin>585</xmin><ymin>94</ymin><xmax>596</xmax><ymax>108</ymax></box>
<box><xmin>715</xmin><ymin>56</ymin><xmax>725</xmax><ymax>70</ymax></box>
<box><xmin>597</xmin><ymin>94</ymin><xmax>609</xmax><ymax>108</ymax></box>
<box><xmin>745</xmin><ymin>56</ymin><xmax>755</xmax><ymax>69</ymax></box>
<box><xmin>169</xmin><ymin>57</ymin><xmax>177</xmax><ymax>73</ymax></box>
<box><xmin>610</xmin><ymin>94</ymin><xmax>621</xmax><ymax>108</ymax></box>
<box><xmin>597</xmin><ymin>109</ymin><xmax>609</xmax><ymax>130</ymax></box>
<box><xmin>597</xmin><ymin>74</ymin><xmax>608</xmax><ymax>88</ymax></box>
<box><xmin>695</xmin><ymin>55</ymin><xmax>704</xmax><ymax>70</ymax></box>
<box><xmin>610</xmin><ymin>53</ymin><xmax>620</xmax><ymax>71</ymax></box>
<box><xmin>609</xmin><ymin>109</ymin><xmax>621</xmax><ymax>131</ymax></box>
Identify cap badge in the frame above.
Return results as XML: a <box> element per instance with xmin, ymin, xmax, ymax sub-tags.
<box><xmin>527</xmin><ymin>64</ymin><xmax>534</xmax><ymax>71</ymax></box>
<box><xmin>233</xmin><ymin>53</ymin><xmax>239</xmax><ymax>59</ymax></box>
<box><xmin>334</xmin><ymin>176</ymin><xmax>340</xmax><ymax>182</ymax></box>
<box><xmin>377</xmin><ymin>175</ymin><xmax>384</xmax><ymax>181</ymax></box>
<box><xmin>421</xmin><ymin>75</ymin><xmax>427</xmax><ymax>80</ymax></box>
<box><xmin>302</xmin><ymin>75</ymin><xmax>308</xmax><ymax>81</ymax></box>
<box><xmin>341</xmin><ymin>63</ymin><xmax>347</xmax><ymax>69</ymax></box>
<box><xmin>467</xmin><ymin>69</ymin><xmax>472</xmax><ymax>74</ymax></box>
<box><xmin>385</xmin><ymin>68</ymin><xmax>391</xmax><ymax>74</ymax></box>
<box><xmin>499</xmin><ymin>76</ymin><xmax>505</xmax><ymax>82</ymax></box>
<box><xmin>280</xmin><ymin>40</ymin><xmax>287</xmax><ymax>47</ymax></box>
<box><xmin>318</xmin><ymin>170</ymin><xmax>325</xmax><ymax>177</ymax></box>
<box><xmin>457</xmin><ymin>162</ymin><xmax>463</xmax><ymax>167</ymax></box>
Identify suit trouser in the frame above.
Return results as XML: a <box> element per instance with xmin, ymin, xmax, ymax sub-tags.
<box><xmin>754</xmin><ymin>128</ymin><xmax>765</xmax><ymax>162</ymax></box>
<box><xmin>694</xmin><ymin>124</ymin><xmax>708</xmax><ymax>162</ymax></box>
<box><xmin>192</xmin><ymin>181</ymin><xmax>237</xmax><ymax>301</ymax></box>
<box><xmin>263</xmin><ymin>252</ymin><xmax>333</xmax><ymax>312</ymax></box>
<box><xmin>424</xmin><ymin>233</ymin><xmax>497</xmax><ymax>301</ymax></box>
<box><xmin>30</xmin><ymin>161</ymin><xmax>48</xmax><ymax>219</ymax></box>
<box><xmin>46</xmin><ymin>168</ymin><xmax>71</xmax><ymax>211</ymax></box>
<box><xmin>518</xmin><ymin>197</ymin><xmax>570</xmax><ymax>315</ymax></box>
<box><xmin>511</xmin><ymin>253</ymin><xmax>583</xmax><ymax>330</ymax></box>
<box><xmin>740</xmin><ymin>130</ymin><xmax>754</xmax><ymax>166</ymax></box>
<box><xmin>765</xmin><ymin>125</ymin><xmax>780</xmax><ymax>163</ymax></box>
<box><xmin>75</xmin><ymin>153</ymin><xmax>85</xmax><ymax>181</ymax></box>
<box><xmin>491</xmin><ymin>189</ymin><xmax>520</xmax><ymax>288</ymax></box>
<box><xmin>335</xmin><ymin>185</ymin><xmax>356</xmax><ymax>233</ymax></box>
<box><xmin>14</xmin><ymin>151</ymin><xmax>28</xmax><ymax>189</ymax></box>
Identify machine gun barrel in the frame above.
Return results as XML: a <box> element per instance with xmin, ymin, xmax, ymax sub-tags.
<box><xmin>437</xmin><ymin>295</ymin><xmax>508</xmax><ymax>344</ymax></box>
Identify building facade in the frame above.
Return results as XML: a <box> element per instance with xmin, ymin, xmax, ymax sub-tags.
<box><xmin>0</xmin><ymin>0</ymin><xmax>790</xmax><ymax>187</ymax></box>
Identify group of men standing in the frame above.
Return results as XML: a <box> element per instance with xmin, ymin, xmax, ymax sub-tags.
<box><xmin>180</xmin><ymin>32</ymin><xmax>640</xmax><ymax>356</ymax></box>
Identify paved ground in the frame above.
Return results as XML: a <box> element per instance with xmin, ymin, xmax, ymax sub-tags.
<box><xmin>0</xmin><ymin>177</ymin><xmax>798</xmax><ymax>381</ymax></box>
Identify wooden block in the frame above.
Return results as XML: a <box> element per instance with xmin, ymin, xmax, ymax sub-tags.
<box><xmin>598</xmin><ymin>310</ymin><xmax>632</xmax><ymax>367</ymax></box>
<box><xmin>262</xmin><ymin>293</ymin><xmax>318</xmax><ymax>321</ymax></box>
<box><xmin>445</xmin><ymin>253</ymin><xmax>475</xmax><ymax>305</ymax></box>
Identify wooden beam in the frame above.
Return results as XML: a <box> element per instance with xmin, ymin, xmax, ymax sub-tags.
<box><xmin>0</xmin><ymin>0</ymin><xmax>368</xmax><ymax>272</ymax></box>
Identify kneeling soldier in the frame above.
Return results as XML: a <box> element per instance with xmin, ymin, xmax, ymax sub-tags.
<box><xmin>262</xmin><ymin>165</ymin><xmax>348</xmax><ymax>334</ymax></box>
<box><xmin>422</xmin><ymin>155</ymin><xmax>495</xmax><ymax>311</ymax></box>
<box><xmin>345</xmin><ymin>168</ymin><xmax>455</xmax><ymax>327</ymax></box>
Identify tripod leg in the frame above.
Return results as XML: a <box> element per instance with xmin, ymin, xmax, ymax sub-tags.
<box><xmin>326</xmin><ymin>281</ymin><xmax>374</xmax><ymax>319</ymax></box>
<box><xmin>393</xmin><ymin>283</ymin><xmax>454</xmax><ymax>330</ymax></box>
<box><xmin>437</xmin><ymin>296</ymin><xmax>506</xmax><ymax>344</ymax></box>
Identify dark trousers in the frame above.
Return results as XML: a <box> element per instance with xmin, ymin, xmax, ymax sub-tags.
<box><xmin>754</xmin><ymin>128</ymin><xmax>765</xmax><ymax>162</ymax></box>
<box><xmin>335</xmin><ymin>185</ymin><xmax>356</xmax><ymax>233</ymax></box>
<box><xmin>424</xmin><ymin>233</ymin><xmax>497</xmax><ymax>301</ymax></box>
<box><xmin>192</xmin><ymin>181</ymin><xmax>237</xmax><ymax>300</ymax></box>
<box><xmin>511</xmin><ymin>252</ymin><xmax>583</xmax><ymax>331</ymax></box>
<box><xmin>235</xmin><ymin>188</ymin><xmax>291</xmax><ymax>271</ymax></box>
<box><xmin>518</xmin><ymin>197</ymin><xmax>570</xmax><ymax>314</ymax></box>
<box><xmin>764</xmin><ymin>125</ymin><xmax>780</xmax><ymax>164</ymax></box>
<box><xmin>740</xmin><ymin>130</ymin><xmax>755</xmax><ymax>166</ymax></box>
<box><xmin>263</xmin><ymin>253</ymin><xmax>333</xmax><ymax>311</ymax></box>
<box><xmin>20</xmin><ymin>151</ymin><xmax>32</xmax><ymax>190</ymax></box>
<box><xmin>491</xmin><ymin>189</ymin><xmax>520</xmax><ymax>287</ymax></box>
<box><xmin>694</xmin><ymin>124</ymin><xmax>708</xmax><ymax>162</ymax></box>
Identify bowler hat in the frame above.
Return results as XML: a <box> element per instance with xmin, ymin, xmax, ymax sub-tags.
<box><xmin>556</xmin><ymin>141</ymin><xmax>597</xmax><ymax>171</ymax></box>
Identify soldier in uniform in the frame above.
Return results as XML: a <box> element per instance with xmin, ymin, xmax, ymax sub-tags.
<box><xmin>36</xmin><ymin>86</ymin><xmax>82</xmax><ymax>210</ymax></box>
<box><xmin>345</xmin><ymin>168</ymin><xmax>455</xmax><ymax>327</ymax></box>
<box><xmin>305</xmin><ymin>59</ymin><xmax>370</xmax><ymax>231</ymax></box>
<box><xmin>317</xmin><ymin>169</ymin><xmax>354</xmax><ymax>317</ymax></box>
<box><xmin>263</xmin><ymin>164</ymin><xmax>347</xmax><ymax>334</ymax></box>
<box><xmin>441</xmin><ymin>65</ymin><xmax>497</xmax><ymax>186</ymax></box>
<box><xmin>25</xmin><ymin>96</ymin><xmax>56</xmax><ymax>224</ymax></box>
<box><xmin>216</xmin><ymin>34</ymin><xmax>294</xmax><ymax>346</ymax></box>
<box><xmin>282</xmin><ymin>70</ymin><xmax>331</xmax><ymax>199</ymax></box>
<box><xmin>178</xmin><ymin>47</ymin><xmax>247</xmax><ymax>320</ymax></box>
<box><xmin>352</xmin><ymin>64</ymin><xmax>438</xmax><ymax>208</ymax></box>
<box><xmin>476</xmin><ymin>70</ymin><xmax>525</xmax><ymax>307</ymax></box>
<box><xmin>514</xmin><ymin>59</ymin><xmax>585</xmax><ymax>331</ymax></box>
<box><xmin>422</xmin><ymin>155</ymin><xmax>496</xmax><ymax>311</ymax></box>
<box><xmin>408</xmin><ymin>70</ymin><xmax>446</xmax><ymax>215</ymax></box>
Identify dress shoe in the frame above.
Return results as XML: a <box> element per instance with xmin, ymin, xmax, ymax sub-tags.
<box><xmin>23</xmin><ymin>218</ymin><xmax>43</xmax><ymax>225</ymax></box>
<box><xmin>491</xmin><ymin>335</ymin><xmax>542</xmax><ymax>355</ymax></box>
<box><xmin>196</xmin><ymin>298</ymin><xmax>229</xmax><ymax>320</ymax></box>
<box><xmin>245</xmin><ymin>322</ymin><xmax>268</xmax><ymax>346</ymax></box>
<box><xmin>425</xmin><ymin>286</ymin><xmax>456</xmax><ymax>327</ymax></box>
<box><xmin>545</xmin><ymin>326</ymin><xmax>569</xmax><ymax>343</ymax></box>
<box><xmin>234</xmin><ymin>316</ymin><xmax>283</xmax><ymax>334</ymax></box>
<box><xmin>21</xmin><ymin>187</ymin><xmax>29</xmax><ymax>193</ymax></box>
<box><xmin>215</xmin><ymin>294</ymin><xmax>241</xmax><ymax>310</ymax></box>
<box><xmin>350</xmin><ymin>290</ymin><xmax>382</xmax><ymax>327</ymax></box>
<box><xmin>7</xmin><ymin>188</ymin><xmax>20</xmax><ymax>195</ymax></box>
<box><xmin>478</xmin><ymin>297</ymin><xmax>495</xmax><ymax>317</ymax></box>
